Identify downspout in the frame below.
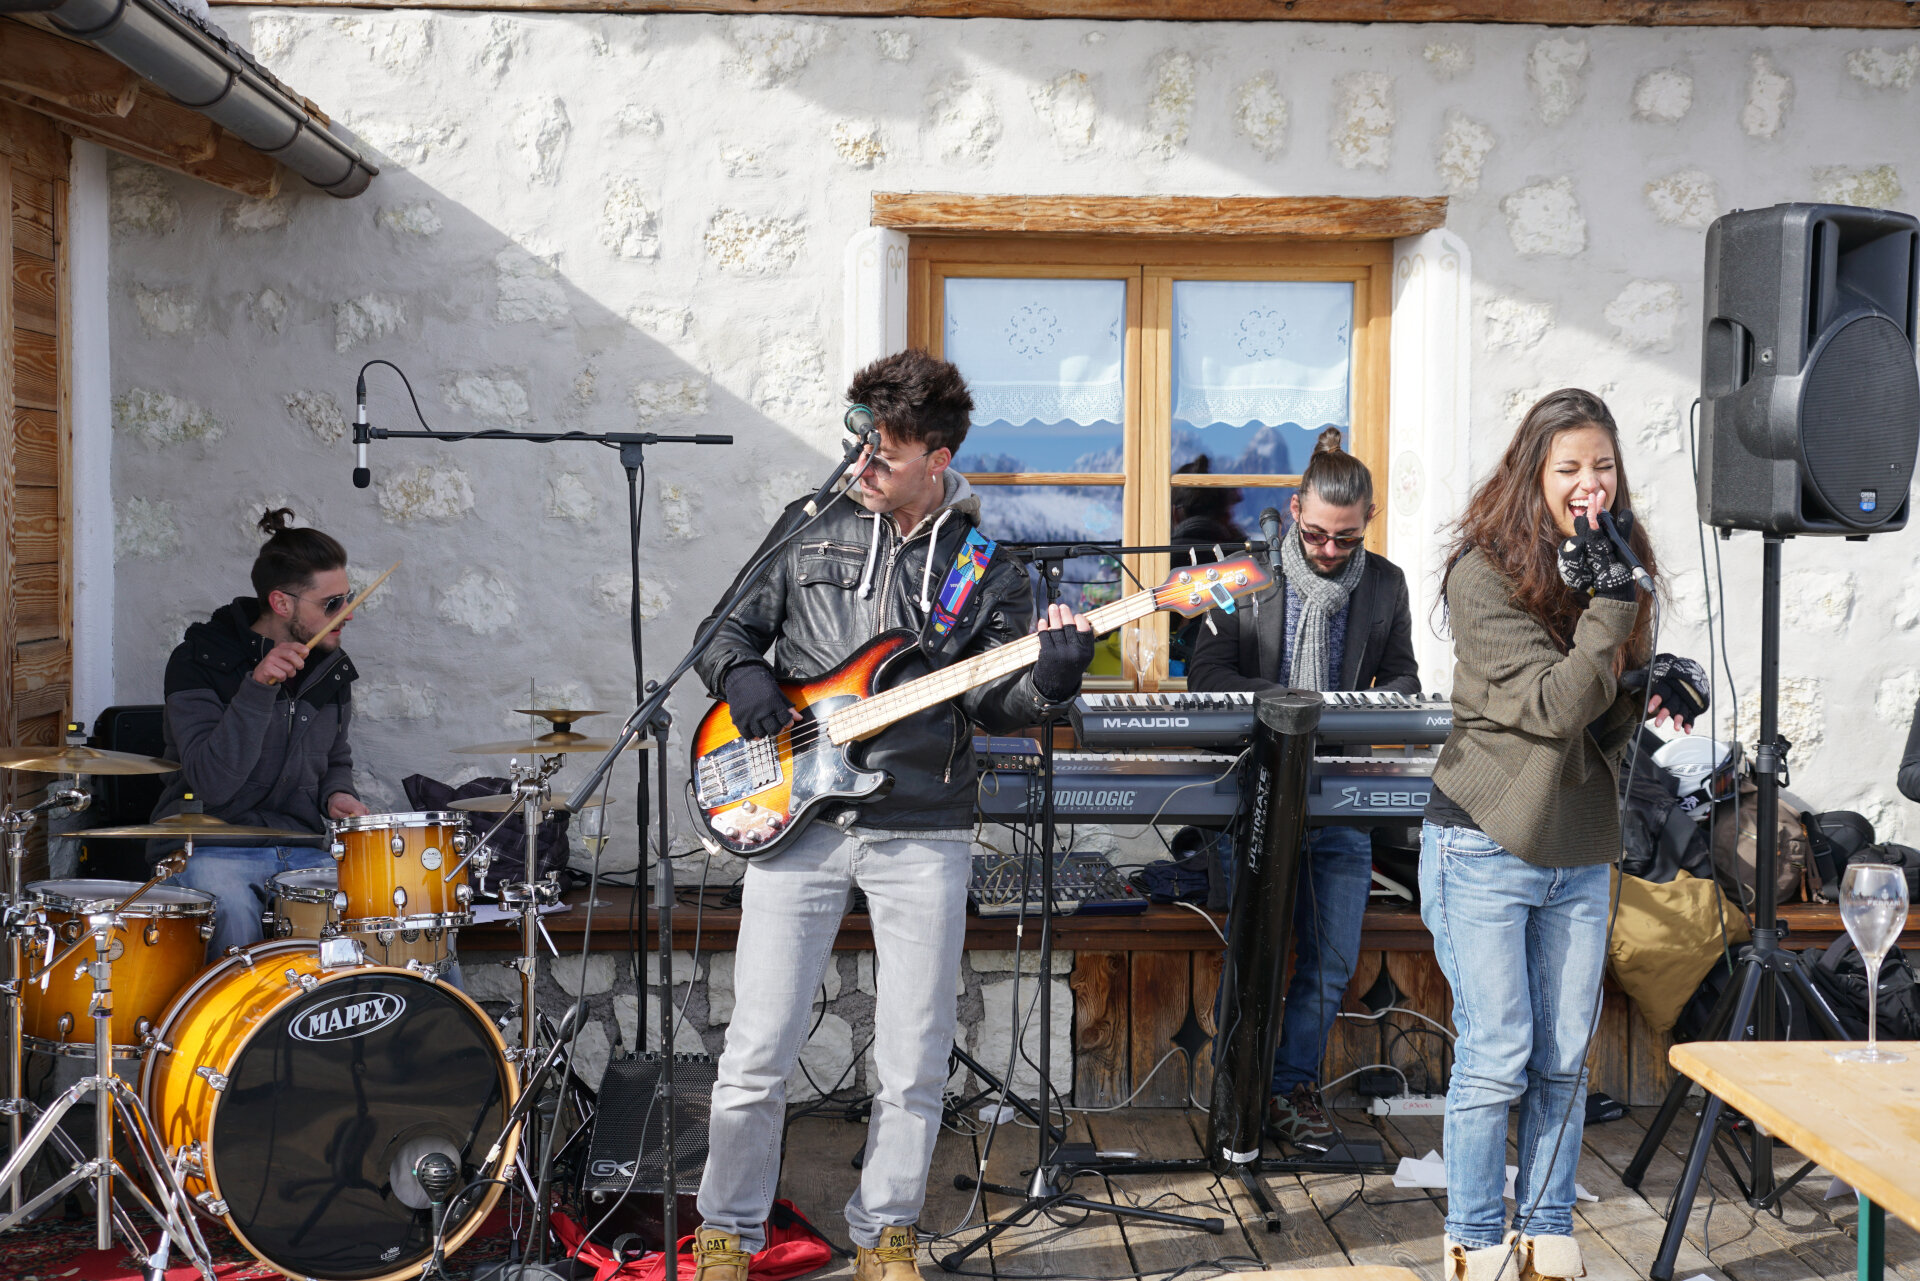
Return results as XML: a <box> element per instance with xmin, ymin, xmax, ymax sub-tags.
<box><xmin>41</xmin><ymin>0</ymin><xmax>378</xmax><ymax>197</ymax></box>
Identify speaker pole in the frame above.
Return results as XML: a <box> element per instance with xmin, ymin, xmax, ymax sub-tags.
<box><xmin>1621</xmin><ymin>536</ymin><xmax>1850</xmax><ymax>1280</ymax></box>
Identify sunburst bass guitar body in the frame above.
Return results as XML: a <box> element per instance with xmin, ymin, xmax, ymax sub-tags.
<box><xmin>689</xmin><ymin>555</ymin><xmax>1274</xmax><ymax>859</ymax></box>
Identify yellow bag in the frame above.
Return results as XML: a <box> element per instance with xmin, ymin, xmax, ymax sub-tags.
<box><xmin>1606</xmin><ymin>870</ymin><xmax>1751</xmax><ymax>1035</ymax></box>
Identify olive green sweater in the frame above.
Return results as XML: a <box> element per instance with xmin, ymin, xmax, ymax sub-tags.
<box><xmin>1433</xmin><ymin>548</ymin><xmax>1643</xmax><ymax>868</ymax></box>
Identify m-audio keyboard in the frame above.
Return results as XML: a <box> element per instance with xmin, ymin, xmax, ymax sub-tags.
<box><xmin>1071</xmin><ymin>691</ymin><xmax>1453</xmax><ymax>750</ymax></box>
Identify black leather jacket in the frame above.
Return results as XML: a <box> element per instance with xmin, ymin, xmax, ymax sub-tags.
<box><xmin>695</xmin><ymin>474</ymin><xmax>1059</xmax><ymax>832</ymax></box>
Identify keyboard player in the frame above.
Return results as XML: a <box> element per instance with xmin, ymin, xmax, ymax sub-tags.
<box><xmin>1185</xmin><ymin>429</ymin><xmax>1418</xmax><ymax>1154</ymax></box>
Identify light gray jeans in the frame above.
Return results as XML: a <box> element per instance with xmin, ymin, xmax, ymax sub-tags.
<box><xmin>697</xmin><ymin>822</ymin><xmax>970</xmax><ymax>1251</ymax></box>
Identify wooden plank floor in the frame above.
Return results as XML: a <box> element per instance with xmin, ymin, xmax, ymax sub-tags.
<box><xmin>775</xmin><ymin>1101</ymin><xmax>1885</xmax><ymax>1281</ymax></box>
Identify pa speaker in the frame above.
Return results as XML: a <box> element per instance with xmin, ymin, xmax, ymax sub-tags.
<box><xmin>577</xmin><ymin>1053</ymin><xmax>716</xmax><ymax>1247</ymax></box>
<box><xmin>1697</xmin><ymin>203</ymin><xmax>1920</xmax><ymax>535</ymax></box>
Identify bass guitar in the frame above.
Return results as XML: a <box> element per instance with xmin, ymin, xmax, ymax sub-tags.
<box><xmin>689</xmin><ymin>555</ymin><xmax>1272</xmax><ymax>858</ymax></box>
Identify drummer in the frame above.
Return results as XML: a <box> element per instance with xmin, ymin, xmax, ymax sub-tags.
<box><xmin>152</xmin><ymin>508</ymin><xmax>370</xmax><ymax>957</ymax></box>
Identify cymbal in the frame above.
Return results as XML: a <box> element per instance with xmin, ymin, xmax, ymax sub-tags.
<box><xmin>85</xmin><ymin>813</ymin><xmax>314</xmax><ymax>840</ymax></box>
<box><xmin>513</xmin><ymin>708</ymin><xmax>608</xmax><ymax>726</ymax></box>
<box><xmin>0</xmin><ymin>745</ymin><xmax>181</xmax><ymax>776</ymax></box>
<box><xmin>449</xmin><ymin>735</ymin><xmax>643</xmax><ymax>756</ymax></box>
<box><xmin>449</xmin><ymin>792</ymin><xmax>608</xmax><ymax>813</ymax></box>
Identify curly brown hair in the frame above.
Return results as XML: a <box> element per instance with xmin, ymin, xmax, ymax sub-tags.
<box><xmin>1441</xmin><ymin>389</ymin><xmax>1656</xmax><ymax>661</ymax></box>
<box><xmin>845</xmin><ymin>349</ymin><xmax>974</xmax><ymax>453</ymax></box>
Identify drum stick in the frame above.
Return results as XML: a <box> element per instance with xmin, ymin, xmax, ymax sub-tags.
<box><xmin>302</xmin><ymin>560</ymin><xmax>399</xmax><ymax>653</ymax></box>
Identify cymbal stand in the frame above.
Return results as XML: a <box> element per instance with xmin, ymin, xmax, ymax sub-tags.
<box><xmin>2</xmin><ymin>779</ymin><xmax>88</xmax><ymax>1213</ymax></box>
<box><xmin>0</xmin><ymin>881</ymin><xmax>215</xmax><ymax>1277</ymax></box>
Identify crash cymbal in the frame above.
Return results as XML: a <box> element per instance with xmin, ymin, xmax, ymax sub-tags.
<box><xmin>85</xmin><ymin>813</ymin><xmax>314</xmax><ymax>840</ymax></box>
<box><xmin>513</xmin><ymin>708</ymin><xmax>608</xmax><ymax>726</ymax></box>
<box><xmin>450</xmin><ymin>735</ymin><xmax>644</xmax><ymax>756</ymax></box>
<box><xmin>0</xmin><ymin>745</ymin><xmax>181</xmax><ymax>776</ymax></box>
<box><xmin>448</xmin><ymin>792</ymin><xmax>608</xmax><ymax>814</ymax></box>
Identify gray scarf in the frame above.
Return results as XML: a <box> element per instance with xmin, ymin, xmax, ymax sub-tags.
<box><xmin>1281</xmin><ymin>527</ymin><xmax>1366</xmax><ymax>691</ymax></box>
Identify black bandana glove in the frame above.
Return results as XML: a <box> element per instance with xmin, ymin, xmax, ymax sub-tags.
<box><xmin>1033</xmin><ymin>623</ymin><xmax>1097</xmax><ymax>703</ymax></box>
<box><xmin>1556</xmin><ymin>512</ymin><xmax>1637</xmax><ymax>602</ymax></box>
<box><xmin>1648</xmin><ymin>653</ymin><xmax>1710</xmax><ymax>721</ymax></box>
<box><xmin>724</xmin><ymin>662</ymin><xmax>794</xmax><ymax>741</ymax></box>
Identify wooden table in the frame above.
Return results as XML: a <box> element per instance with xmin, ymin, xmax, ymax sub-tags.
<box><xmin>1668</xmin><ymin>1040</ymin><xmax>1920</xmax><ymax>1281</ymax></box>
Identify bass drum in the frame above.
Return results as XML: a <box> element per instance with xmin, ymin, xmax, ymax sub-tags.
<box><xmin>140</xmin><ymin>940</ymin><xmax>517</xmax><ymax>1281</ymax></box>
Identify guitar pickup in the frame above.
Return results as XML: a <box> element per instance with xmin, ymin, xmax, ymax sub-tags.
<box><xmin>695</xmin><ymin>736</ymin><xmax>784</xmax><ymax>806</ymax></box>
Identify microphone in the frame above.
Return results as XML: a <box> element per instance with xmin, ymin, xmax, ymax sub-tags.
<box><xmin>1595</xmin><ymin>509</ymin><xmax>1654</xmax><ymax>593</ymax></box>
<box><xmin>352</xmin><ymin>372</ymin><xmax>371</xmax><ymax>489</ymax></box>
<box><xmin>1258</xmin><ymin>507</ymin><xmax>1284</xmax><ymax>574</ymax></box>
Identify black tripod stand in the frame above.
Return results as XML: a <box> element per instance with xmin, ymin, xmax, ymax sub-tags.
<box><xmin>1622</xmin><ymin>535</ymin><xmax>1848</xmax><ymax>1281</ymax></box>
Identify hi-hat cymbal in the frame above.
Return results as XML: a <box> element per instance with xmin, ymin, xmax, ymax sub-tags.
<box><xmin>513</xmin><ymin>708</ymin><xmax>608</xmax><ymax>726</ymax></box>
<box><xmin>448</xmin><ymin>792</ymin><xmax>608</xmax><ymax>814</ymax></box>
<box><xmin>450</xmin><ymin>735</ymin><xmax>643</xmax><ymax>756</ymax></box>
<box><xmin>0</xmin><ymin>745</ymin><xmax>181</xmax><ymax>776</ymax></box>
<box><xmin>85</xmin><ymin>813</ymin><xmax>314</xmax><ymax>840</ymax></box>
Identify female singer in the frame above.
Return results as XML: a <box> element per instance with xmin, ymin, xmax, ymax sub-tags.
<box><xmin>1423</xmin><ymin>389</ymin><xmax>1707</xmax><ymax>1281</ymax></box>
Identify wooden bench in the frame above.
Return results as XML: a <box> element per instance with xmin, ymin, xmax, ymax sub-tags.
<box><xmin>462</xmin><ymin>892</ymin><xmax>1907</xmax><ymax>1108</ymax></box>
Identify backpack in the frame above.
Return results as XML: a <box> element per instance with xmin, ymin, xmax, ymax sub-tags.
<box><xmin>1708</xmin><ymin>779</ymin><xmax>1810</xmax><ymax>909</ymax></box>
<box><xmin>401</xmin><ymin>772</ymin><xmax>573</xmax><ymax>891</ymax></box>
<box><xmin>1801</xmin><ymin>810</ymin><xmax>1877</xmax><ymax>902</ymax></box>
<box><xmin>1800</xmin><ymin>936</ymin><xmax>1920</xmax><ymax>1041</ymax></box>
<box><xmin>1618</xmin><ymin>729</ymin><xmax>1715</xmax><ymax>884</ymax></box>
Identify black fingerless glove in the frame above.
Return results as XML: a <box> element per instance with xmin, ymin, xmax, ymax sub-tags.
<box><xmin>1647</xmin><ymin>653</ymin><xmax>1710</xmax><ymax>720</ymax></box>
<box><xmin>1556</xmin><ymin>512</ymin><xmax>1637</xmax><ymax>602</ymax></box>
<box><xmin>723</xmin><ymin>662</ymin><xmax>794</xmax><ymax>740</ymax></box>
<box><xmin>1032</xmin><ymin>625</ymin><xmax>1097</xmax><ymax>703</ymax></box>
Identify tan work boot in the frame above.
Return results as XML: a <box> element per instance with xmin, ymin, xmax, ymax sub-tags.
<box><xmin>1445</xmin><ymin>1232</ymin><xmax>1522</xmax><ymax>1281</ymax></box>
<box><xmin>1520</xmin><ymin>1234</ymin><xmax>1585</xmax><ymax>1281</ymax></box>
<box><xmin>854</xmin><ymin>1224</ymin><xmax>926</xmax><ymax>1281</ymax></box>
<box><xmin>692</xmin><ymin>1226</ymin><xmax>751</xmax><ymax>1281</ymax></box>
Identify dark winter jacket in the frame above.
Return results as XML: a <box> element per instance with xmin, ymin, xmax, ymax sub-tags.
<box><xmin>148</xmin><ymin>597</ymin><xmax>359</xmax><ymax>860</ymax></box>
<box><xmin>694</xmin><ymin>473</ymin><xmax>1060</xmax><ymax>833</ymax></box>
<box><xmin>1185</xmin><ymin>549</ymin><xmax>1421</xmax><ymax>698</ymax></box>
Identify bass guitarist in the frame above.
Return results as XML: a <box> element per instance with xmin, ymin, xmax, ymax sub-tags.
<box><xmin>689</xmin><ymin>349</ymin><xmax>1094</xmax><ymax>1281</ymax></box>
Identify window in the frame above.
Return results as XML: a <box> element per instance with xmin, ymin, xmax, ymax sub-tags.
<box><xmin>910</xmin><ymin>237</ymin><xmax>1392</xmax><ymax>686</ymax></box>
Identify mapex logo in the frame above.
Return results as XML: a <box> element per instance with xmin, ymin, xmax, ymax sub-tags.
<box><xmin>291</xmin><ymin>991</ymin><xmax>407</xmax><ymax>1043</ymax></box>
<box><xmin>1098</xmin><ymin>716</ymin><xmax>1190</xmax><ymax>730</ymax></box>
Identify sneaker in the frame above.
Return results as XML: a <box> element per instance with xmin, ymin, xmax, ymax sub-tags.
<box><xmin>1520</xmin><ymin>1234</ymin><xmax>1585</xmax><ymax>1281</ymax></box>
<box><xmin>854</xmin><ymin>1224</ymin><xmax>926</xmax><ymax>1281</ymax></box>
<box><xmin>1265</xmin><ymin>1082</ymin><xmax>1337</xmax><ymax>1152</ymax></box>
<box><xmin>693</xmin><ymin>1226</ymin><xmax>751</xmax><ymax>1281</ymax></box>
<box><xmin>1446</xmin><ymin>1234</ymin><xmax>1522</xmax><ymax>1281</ymax></box>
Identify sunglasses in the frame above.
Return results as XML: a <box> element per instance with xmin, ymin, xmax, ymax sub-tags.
<box><xmin>859</xmin><ymin>447</ymin><xmax>931</xmax><ymax>479</ymax></box>
<box><xmin>1297</xmin><ymin>525</ymin><xmax>1366</xmax><ymax>550</ymax></box>
<box><xmin>285</xmin><ymin>590</ymin><xmax>352</xmax><ymax>614</ymax></box>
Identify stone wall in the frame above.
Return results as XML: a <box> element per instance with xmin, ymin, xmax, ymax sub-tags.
<box><xmin>104</xmin><ymin>12</ymin><xmax>1920</xmax><ymax>1083</ymax></box>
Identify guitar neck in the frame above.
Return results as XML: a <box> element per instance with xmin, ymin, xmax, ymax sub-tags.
<box><xmin>826</xmin><ymin>591</ymin><xmax>1161</xmax><ymax>745</ymax></box>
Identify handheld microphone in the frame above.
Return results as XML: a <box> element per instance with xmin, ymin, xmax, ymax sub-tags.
<box><xmin>352</xmin><ymin>372</ymin><xmax>371</xmax><ymax>489</ymax></box>
<box><xmin>1258</xmin><ymin>507</ymin><xmax>1284</xmax><ymax>573</ymax></box>
<box><xmin>1595</xmin><ymin>509</ymin><xmax>1654</xmax><ymax>593</ymax></box>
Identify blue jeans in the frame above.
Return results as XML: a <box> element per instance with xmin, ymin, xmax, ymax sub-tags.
<box><xmin>1212</xmin><ymin>823</ymin><xmax>1375</xmax><ymax>1095</ymax></box>
<box><xmin>698</xmin><ymin>824</ymin><xmax>969</xmax><ymax>1251</ymax></box>
<box><xmin>1419</xmin><ymin>823</ymin><xmax>1610</xmax><ymax>1247</ymax></box>
<box><xmin>170</xmin><ymin>844</ymin><xmax>333</xmax><ymax>960</ymax></box>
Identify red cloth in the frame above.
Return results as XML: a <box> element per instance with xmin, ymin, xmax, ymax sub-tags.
<box><xmin>552</xmin><ymin>1200</ymin><xmax>835</xmax><ymax>1281</ymax></box>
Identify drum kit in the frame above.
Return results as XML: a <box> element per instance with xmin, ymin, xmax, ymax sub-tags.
<box><xmin>0</xmin><ymin>710</ymin><xmax>637</xmax><ymax>1279</ymax></box>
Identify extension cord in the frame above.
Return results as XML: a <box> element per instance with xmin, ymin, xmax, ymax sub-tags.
<box><xmin>1368</xmin><ymin>1093</ymin><xmax>1447</xmax><ymax>1117</ymax></box>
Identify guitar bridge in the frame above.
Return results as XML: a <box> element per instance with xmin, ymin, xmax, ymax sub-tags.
<box><xmin>696</xmin><ymin>735</ymin><xmax>784</xmax><ymax>806</ymax></box>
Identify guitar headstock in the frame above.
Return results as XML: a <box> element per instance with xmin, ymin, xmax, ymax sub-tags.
<box><xmin>1153</xmin><ymin>555</ymin><xmax>1273</xmax><ymax>618</ymax></box>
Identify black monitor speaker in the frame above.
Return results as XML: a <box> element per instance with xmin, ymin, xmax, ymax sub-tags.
<box><xmin>1697</xmin><ymin>203</ymin><xmax>1920</xmax><ymax>535</ymax></box>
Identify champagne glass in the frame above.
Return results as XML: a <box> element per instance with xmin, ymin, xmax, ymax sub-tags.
<box><xmin>576</xmin><ymin>801</ymin><xmax>610</xmax><ymax>864</ymax></box>
<box><xmin>1133</xmin><ymin>624</ymin><xmax>1161</xmax><ymax>694</ymax></box>
<box><xmin>1833</xmin><ymin>862</ymin><xmax>1909</xmax><ymax>1063</ymax></box>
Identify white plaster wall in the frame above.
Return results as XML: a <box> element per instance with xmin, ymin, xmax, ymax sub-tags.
<box><xmin>105</xmin><ymin>14</ymin><xmax>1920</xmax><ymax>856</ymax></box>
<box><xmin>69</xmin><ymin>141</ymin><xmax>114</xmax><ymax>727</ymax></box>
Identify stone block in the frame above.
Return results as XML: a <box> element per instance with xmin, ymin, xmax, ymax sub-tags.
<box><xmin>460</xmin><ymin>956</ymin><xmax>524</xmax><ymax>1005</ymax></box>
<box><xmin>708</xmin><ymin>951</ymin><xmax>735</xmax><ymax>1024</ymax></box>
<box><xmin>554</xmin><ymin>953</ymin><xmax>616</xmax><ymax>997</ymax></box>
<box><xmin>1645</xmin><ymin>170</ymin><xmax>1718</xmax><ymax>230</ymax></box>
<box><xmin>1436</xmin><ymin>113</ymin><xmax>1493</xmax><ymax>194</ymax></box>
<box><xmin>1232</xmin><ymin>74</ymin><xmax>1286</xmax><ymax>158</ymax></box>
<box><xmin>973</xmin><ymin>978</ymin><xmax>1072</xmax><ymax>1097</ymax></box>
<box><xmin>1603</xmin><ymin>281</ymin><xmax>1683</xmax><ymax>352</ymax></box>
<box><xmin>570</xmin><ymin>1019</ymin><xmax>612</xmax><ymax>1090</ymax></box>
<box><xmin>1743</xmin><ymin>54</ymin><xmax>1792</xmax><ymax>139</ymax></box>
<box><xmin>1527</xmin><ymin>35</ymin><xmax>1588</xmax><ymax>125</ymax></box>
<box><xmin>968</xmin><ymin>949</ymin><xmax>1074</xmax><ymax>976</ymax></box>
<box><xmin>1632</xmin><ymin>68</ymin><xmax>1693</xmax><ymax>123</ymax></box>
<box><xmin>615</xmin><ymin>993</ymin><xmax>707</xmax><ymax>1056</ymax></box>
<box><xmin>1332</xmin><ymin>72</ymin><xmax>1393</xmax><ymax>171</ymax></box>
<box><xmin>1146</xmin><ymin>54</ymin><xmax>1195</xmax><ymax>157</ymax></box>
<box><xmin>1501</xmin><ymin>177</ymin><xmax>1586</xmax><ymax>257</ymax></box>
<box><xmin>437</xmin><ymin>569</ymin><xmax>519</xmax><ymax>635</ymax></box>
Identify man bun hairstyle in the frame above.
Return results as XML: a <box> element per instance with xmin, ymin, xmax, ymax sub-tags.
<box><xmin>1298</xmin><ymin>427</ymin><xmax>1373</xmax><ymax>508</ymax></box>
<box><xmin>845</xmin><ymin>348</ymin><xmax>974</xmax><ymax>454</ymax></box>
<box><xmin>251</xmin><ymin>507</ymin><xmax>347</xmax><ymax>605</ymax></box>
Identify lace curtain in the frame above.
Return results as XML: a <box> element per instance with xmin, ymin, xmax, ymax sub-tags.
<box><xmin>944</xmin><ymin>278</ymin><xmax>1126</xmax><ymax>426</ymax></box>
<box><xmin>1171</xmin><ymin>281</ymin><xmax>1353</xmax><ymax>428</ymax></box>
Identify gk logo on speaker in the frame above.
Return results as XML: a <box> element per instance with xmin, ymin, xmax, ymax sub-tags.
<box><xmin>590</xmin><ymin>1158</ymin><xmax>639</xmax><ymax>1180</ymax></box>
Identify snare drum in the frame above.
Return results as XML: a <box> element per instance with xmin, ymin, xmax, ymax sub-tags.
<box><xmin>140</xmin><ymin>940</ymin><xmax>516</xmax><ymax>1281</ymax></box>
<box><xmin>330</xmin><ymin>811</ymin><xmax>473</xmax><ymax>931</ymax></box>
<box><xmin>21</xmin><ymin>879</ymin><xmax>215</xmax><ymax>1057</ymax></box>
<box><xmin>265</xmin><ymin>866</ymin><xmax>457</xmax><ymax>971</ymax></box>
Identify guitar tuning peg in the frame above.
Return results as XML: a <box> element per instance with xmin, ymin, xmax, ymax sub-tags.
<box><xmin>1188</xmin><ymin>548</ymin><xmax>1199</xmax><ymax>566</ymax></box>
<box><xmin>1204</xmin><ymin>613</ymin><xmax>1218</xmax><ymax>635</ymax></box>
<box><xmin>1212</xmin><ymin>544</ymin><xmax>1225</xmax><ymax>562</ymax></box>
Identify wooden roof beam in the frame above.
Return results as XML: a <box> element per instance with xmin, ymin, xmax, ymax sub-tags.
<box><xmin>0</xmin><ymin>22</ymin><xmax>139</xmax><ymax>118</ymax></box>
<box><xmin>874</xmin><ymin>193</ymin><xmax>1449</xmax><ymax>240</ymax></box>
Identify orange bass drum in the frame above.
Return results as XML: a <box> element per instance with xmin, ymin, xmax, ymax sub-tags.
<box><xmin>139</xmin><ymin>940</ymin><xmax>518</xmax><ymax>1281</ymax></box>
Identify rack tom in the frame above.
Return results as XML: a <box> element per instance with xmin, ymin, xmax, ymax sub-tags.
<box><xmin>329</xmin><ymin>811</ymin><xmax>473</xmax><ymax>932</ymax></box>
<box><xmin>20</xmin><ymin>879</ymin><xmax>214</xmax><ymax>1057</ymax></box>
<box><xmin>265</xmin><ymin>866</ymin><xmax>456</xmax><ymax>971</ymax></box>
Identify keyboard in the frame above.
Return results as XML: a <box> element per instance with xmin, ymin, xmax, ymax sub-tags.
<box><xmin>975</xmin><ymin>751</ymin><xmax>1437</xmax><ymax>825</ymax></box>
<box><xmin>1071</xmin><ymin>690</ymin><xmax>1453</xmax><ymax>750</ymax></box>
<box><xmin>968</xmin><ymin>850</ymin><xmax>1147</xmax><ymax>917</ymax></box>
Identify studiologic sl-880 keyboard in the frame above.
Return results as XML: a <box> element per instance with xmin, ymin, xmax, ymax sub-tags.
<box><xmin>1070</xmin><ymin>690</ymin><xmax>1454</xmax><ymax>750</ymax></box>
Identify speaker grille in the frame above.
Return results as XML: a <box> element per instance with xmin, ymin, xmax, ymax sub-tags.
<box><xmin>581</xmin><ymin>1053</ymin><xmax>716</xmax><ymax>1196</ymax></box>
<box><xmin>1800</xmin><ymin>313</ymin><xmax>1920</xmax><ymax>528</ymax></box>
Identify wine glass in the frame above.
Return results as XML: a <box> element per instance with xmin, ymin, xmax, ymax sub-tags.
<box><xmin>1833</xmin><ymin>862</ymin><xmax>1909</xmax><ymax>1063</ymax></box>
<box><xmin>576</xmin><ymin>800</ymin><xmax>610</xmax><ymax>864</ymax></box>
<box><xmin>1133</xmin><ymin>625</ymin><xmax>1161</xmax><ymax>694</ymax></box>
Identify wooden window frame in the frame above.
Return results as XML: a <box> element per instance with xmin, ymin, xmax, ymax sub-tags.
<box><xmin>909</xmin><ymin>234</ymin><xmax>1392</xmax><ymax>687</ymax></box>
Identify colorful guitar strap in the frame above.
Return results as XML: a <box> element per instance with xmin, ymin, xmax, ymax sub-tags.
<box><xmin>928</xmin><ymin>527</ymin><xmax>997</xmax><ymax>639</ymax></box>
